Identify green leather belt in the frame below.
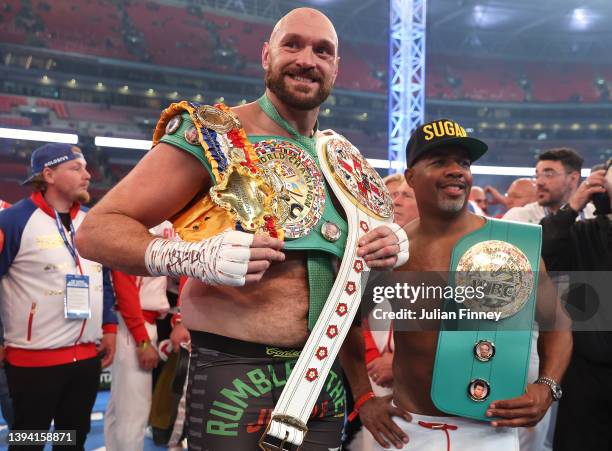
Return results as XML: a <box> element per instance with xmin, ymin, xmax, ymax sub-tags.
<box><xmin>431</xmin><ymin>218</ymin><xmax>542</xmax><ymax>421</ymax></box>
<box><xmin>158</xmin><ymin>96</ymin><xmax>348</xmax><ymax>330</ymax></box>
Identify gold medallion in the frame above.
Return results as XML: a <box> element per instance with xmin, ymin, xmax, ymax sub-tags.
<box><xmin>210</xmin><ymin>163</ymin><xmax>275</xmax><ymax>232</ymax></box>
<box><xmin>254</xmin><ymin>140</ymin><xmax>325</xmax><ymax>239</ymax></box>
<box><xmin>455</xmin><ymin>240</ymin><xmax>534</xmax><ymax>320</ymax></box>
<box><xmin>324</xmin><ymin>136</ymin><xmax>393</xmax><ymax>219</ymax></box>
<box><xmin>195</xmin><ymin>105</ymin><xmax>240</xmax><ymax>134</ymax></box>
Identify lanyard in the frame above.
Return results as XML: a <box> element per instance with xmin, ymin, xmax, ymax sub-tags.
<box><xmin>256</xmin><ymin>94</ymin><xmax>318</xmax><ymax>157</ymax></box>
<box><xmin>54</xmin><ymin>210</ymin><xmax>84</xmax><ymax>275</ymax></box>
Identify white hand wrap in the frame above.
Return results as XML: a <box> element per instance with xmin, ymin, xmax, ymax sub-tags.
<box><xmin>388</xmin><ymin>223</ymin><xmax>410</xmax><ymax>268</ymax></box>
<box><xmin>144</xmin><ymin>230</ymin><xmax>254</xmax><ymax>286</ymax></box>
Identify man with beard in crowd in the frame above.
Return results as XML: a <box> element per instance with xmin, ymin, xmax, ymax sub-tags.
<box><xmin>540</xmin><ymin>161</ymin><xmax>612</xmax><ymax>451</ymax></box>
<box><xmin>0</xmin><ymin>144</ymin><xmax>117</xmax><ymax>450</ymax></box>
<box><xmin>76</xmin><ymin>8</ymin><xmax>406</xmax><ymax>450</ymax></box>
<box><xmin>504</xmin><ymin>149</ymin><xmax>594</xmax><ymax>223</ymax></box>
<box><xmin>503</xmin><ymin>148</ymin><xmax>592</xmax><ymax>451</ymax></box>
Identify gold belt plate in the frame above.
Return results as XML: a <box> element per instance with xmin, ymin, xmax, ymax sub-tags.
<box><xmin>254</xmin><ymin>140</ymin><xmax>325</xmax><ymax>239</ymax></box>
<box><xmin>455</xmin><ymin>240</ymin><xmax>534</xmax><ymax>320</ymax></box>
<box><xmin>210</xmin><ymin>162</ymin><xmax>274</xmax><ymax>233</ymax></box>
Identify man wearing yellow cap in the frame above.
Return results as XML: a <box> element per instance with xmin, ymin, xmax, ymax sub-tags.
<box><xmin>343</xmin><ymin>119</ymin><xmax>572</xmax><ymax>451</ymax></box>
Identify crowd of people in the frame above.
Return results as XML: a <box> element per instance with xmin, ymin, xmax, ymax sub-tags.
<box><xmin>0</xmin><ymin>6</ymin><xmax>610</xmax><ymax>451</ymax></box>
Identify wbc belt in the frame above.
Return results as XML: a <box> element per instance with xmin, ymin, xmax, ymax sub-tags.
<box><xmin>431</xmin><ymin>218</ymin><xmax>542</xmax><ymax>421</ymax></box>
<box><xmin>259</xmin><ymin>130</ymin><xmax>394</xmax><ymax>450</ymax></box>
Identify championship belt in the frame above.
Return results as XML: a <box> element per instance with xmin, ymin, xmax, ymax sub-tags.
<box><xmin>259</xmin><ymin>130</ymin><xmax>394</xmax><ymax>450</ymax></box>
<box><xmin>153</xmin><ymin>102</ymin><xmax>331</xmax><ymax>241</ymax></box>
<box><xmin>431</xmin><ymin>218</ymin><xmax>542</xmax><ymax>421</ymax></box>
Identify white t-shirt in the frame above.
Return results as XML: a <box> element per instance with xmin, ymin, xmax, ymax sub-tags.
<box><xmin>503</xmin><ymin>201</ymin><xmax>595</xmax><ymax>224</ymax></box>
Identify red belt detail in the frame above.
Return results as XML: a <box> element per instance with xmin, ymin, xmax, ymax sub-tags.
<box><xmin>417</xmin><ymin>421</ymin><xmax>458</xmax><ymax>451</ymax></box>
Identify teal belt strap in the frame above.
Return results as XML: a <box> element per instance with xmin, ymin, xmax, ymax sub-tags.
<box><xmin>431</xmin><ymin>218</ymin><xmax>542</xmax><ymax>421</ymax></box>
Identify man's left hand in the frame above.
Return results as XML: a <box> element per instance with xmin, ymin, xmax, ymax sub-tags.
<box><xmin>357</xmin><ymin>224</ymin><xmax>409</xmax><ymax>269</ymax></box>
<box><xmin>170</xmin><ymin>322</ymin><xmax>191</xmax><ymax>353</ymax></box>
<box><xmin>98</xmin><ymin>333</ymin><xmax>117</xmax><ymax>368</ymax></box>
<box><xmin>486</xmin><ymin>383</ymin><xmax>552</xmax><ymax>427</ymax></box>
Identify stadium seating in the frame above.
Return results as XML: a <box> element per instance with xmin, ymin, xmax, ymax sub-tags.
<box><xmin>3</xmin><ymin>0</ymin><xmax>611</xmax><ymax>102</ymax></box>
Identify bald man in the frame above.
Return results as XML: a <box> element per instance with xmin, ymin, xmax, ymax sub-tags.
<box><xmin>506</xmin><ymin>178</ymin><xmax>537</xmax><ymax>209</ymax></box>
<box><xmin>76</xmin><ymin>8</ymin><xmax>405</xmax><ymax>450</ymax></box>
<box><xmin>485</xmin><ymin>179</ymin><xmax>536</xmax><ymax>213</ymax></box>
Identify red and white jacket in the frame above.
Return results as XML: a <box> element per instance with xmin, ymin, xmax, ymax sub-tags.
<box><xmin>0</xmin><ymin>192</ymin><xmax>117</xmax><ymax>366</ymax></box>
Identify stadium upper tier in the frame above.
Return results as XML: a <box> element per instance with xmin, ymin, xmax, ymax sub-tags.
<box><xmin>1</xmin><ymin>0</ymin><xmax>610</xmax><ymax>102</ymax></box>
<box><xmin>0</xmin><ymin>0</ymin><xmax>385</xmax><ymax>92</ymax></box>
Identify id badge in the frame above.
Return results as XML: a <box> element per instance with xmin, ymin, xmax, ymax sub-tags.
<box><xmin>64</xmin><ymin>274</ymin><xmax>91</xmax><ymax>319</ymax></box>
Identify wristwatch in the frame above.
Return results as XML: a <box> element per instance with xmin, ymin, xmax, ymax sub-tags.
<box><xmin>535</xmin><ymin>376</ymin><xmax>563</xmax><ymax>401</ymax></box>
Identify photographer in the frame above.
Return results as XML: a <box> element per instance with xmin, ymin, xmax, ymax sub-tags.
<box><xmin>540</xmin><ymin>160</ymin><xmax>612</xmax><ymax>451</ymax></box>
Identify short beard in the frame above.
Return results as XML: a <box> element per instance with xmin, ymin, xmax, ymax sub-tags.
<box><xmin>265</xmin><ymin>67</ymin><xmax>331</xmax><ymax>111</ymax></box>
<box><xmin>537</xmin><ymin>192</ymin><xmax>562</xmax><ymax>208</ymax></box>
<box><xmin>438</xmin><ymin>194</ymin><xmax>466</xmax><ymax>213</ymax></box>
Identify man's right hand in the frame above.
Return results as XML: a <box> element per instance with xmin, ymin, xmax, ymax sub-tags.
<box><xmin>145</xmin><ymin>230</ymin><xmax>285</xmax><ymax>286</ymax></box>
<box><xmin>137</xmin><ymin>343</ymin><xmax>159</xmax><ymax>370</ymax></box>
<box><xmin>359</xmin><ymin>394</ymin><xmax>411</xmax><ymax>449</ymax></box>
<box><xmin>246</xmin><ymin>234</ymin><xmax>285</xmax><ymax>284</ymax></box>
<box><xmin>568</xmin><ymin>169</ymin><xmax>607</xmax><ymax>212</ymax></box>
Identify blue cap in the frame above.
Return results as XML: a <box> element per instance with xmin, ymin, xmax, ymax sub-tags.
<box><xmin>22</xmin><ymin>143</ymin><xmax>83</xmax><ymax>185</ymax></box>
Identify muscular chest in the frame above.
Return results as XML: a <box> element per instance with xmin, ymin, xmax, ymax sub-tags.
<box><xmin>405</xmin><ymin>237</ymin><xmax>453</xmax><ymax>272</ymax></box>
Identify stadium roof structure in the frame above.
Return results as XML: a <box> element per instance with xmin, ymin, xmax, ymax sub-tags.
<box><xmin>427</xmin><ymin>0</ymin><xmax>612</xmax><ymax>61</ymax></box>
<box><xmin>182</xmin><ymin>0</ymin><xmax>612</xmax><ymax>61</ymax></box>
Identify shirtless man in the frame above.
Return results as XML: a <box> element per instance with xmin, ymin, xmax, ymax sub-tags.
<box><xmin>341</xmin><ymin>119</ymin><xmax>572</xmax><ymax>450</ymax></box>
<box><xmin>76</xmin><ymin>8</ymin><xmax>404</xmax><ymax>450</ymax></box>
